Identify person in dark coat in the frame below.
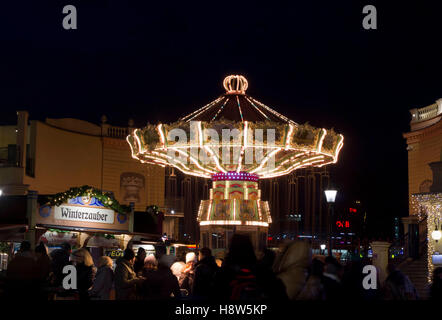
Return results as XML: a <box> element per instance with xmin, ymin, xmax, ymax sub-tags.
<box><xmin>256</xmin><ymin>248</ymin><xmax>288</xmax><ymax>301</ymax></box>
<box><xmin>431</xmin><ymin>267</ymin><xmax>442</xmax><ymax>300</ymax></box>
<box><xmin>5</xmin><ymin>241</ymin><xmax>39</xmax><ymax>300</ymax></box>
<box><xmin>215</xmin><ymin>234</ymin><xmax>286</xmax><ymax>301</ymax></box>
<box><xmin>321</xmin><ymin>256</ymin><xmax>344</xmax><ymax>301</ymax></box>
<box><xmin>297</xmin><ymin>257</ymin><xmax>325</xmax><ymax>300</ymax></box>
<box><xmin>192</xmin><ymin>247</ymin><xmax>219</xmax><ymax>300</ymax></box>
<box><xmin>341</xmin><ymin>258</ymin><xmax>380</xmax><ymax>301</ymax></box>
<box><xmin>34</xmin><ymin>242</ymin><xmax>52</xmax><ymax>298</ymax></box>
<box><xmin>114</xmin><ymin>248</ymin><xmax>142</xmax><ymax>300</ymax></box>
<box><xmin>383</xmin><ymin>263</ymin><xmax>418</xmax><ymax>300</ymax></box>
<box><xmin>71</xmin><ymin>248</ymin><xmax>95</xmax><ymax>301</ymax></box>
<box><xmin>49</xmin><ymin>242</ymin><xmax>71</xmax><ymax>287</ymax></box>
<box><xmin>134</xmin><ymin>247</ymin><xmax>146</xmax><ymax>275</ymax></box>
<box><xmin>89</xmin><ymin>256</ymin><xmax>114</xmax><ymax>300</ymax></box>
<box><xmin>142</xmin><ymin>255</ymin><xmax>181</xmax><ymax>300</ymax></box>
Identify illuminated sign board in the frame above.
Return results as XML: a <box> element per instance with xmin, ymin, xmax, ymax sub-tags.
<box><xmin>336</xmin><ymin>220</ymin><xmax>350</xmax><ymax>228</ymax></box>
<box><xmin>37</xmin><ymin>196</ymin><xmax>129</xmax><ymax>232</ymax></box>
<box><xmin>107</xmin><ymin>250</ymin><xmax>124</xmax><ymax>258</ymax></box>
<box><xmin>54</xmin><ymin>205</ymin><xmax>115</xmax><ymax>224</ymax></box>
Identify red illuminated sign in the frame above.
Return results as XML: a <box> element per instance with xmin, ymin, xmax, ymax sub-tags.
<box><xmin>349</xmin><ymin>208</ymin><xmax>357</xmax><ymax>213</ymax></box>
<box><xmin>336</xmin><ymin>220</ymin><xmax>350</xmax><ymax>228</ymax></box>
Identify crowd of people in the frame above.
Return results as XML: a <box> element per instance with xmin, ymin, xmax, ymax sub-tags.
<box><xmin>1</xmin><ymin>234</ymin><xmax>441</xmax><ymax>301</ymax></box>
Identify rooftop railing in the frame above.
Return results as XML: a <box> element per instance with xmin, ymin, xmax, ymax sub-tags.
<box><xmin>106</xmin><ymin>126</ymin><xmax>129</xmax><ymax>139</ymax></box>
<box><xmin>418</xmin><ymin>103</ymin><xmax>438</xmax><ymax>121</ymax></box>
<box><xmin>411</xmin><ymin>101</ymin><xmax>442</xmax><ymax>124</ymax></box>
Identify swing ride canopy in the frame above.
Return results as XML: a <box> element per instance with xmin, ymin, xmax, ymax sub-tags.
<box><xmin>127</xmin><ymin>75</ymin><xmax>344</xmax><ymax>179</ymax></box>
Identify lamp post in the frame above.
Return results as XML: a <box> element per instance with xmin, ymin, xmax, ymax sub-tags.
<box><xmin>325</xmin><ymin>189</ymin><xmax>337</xmax><ymax>257</ymax></box>
<box><xmin>320</xmin><ymin>243</ymin><xmax>326</xmax><ymax>255</ymax></box>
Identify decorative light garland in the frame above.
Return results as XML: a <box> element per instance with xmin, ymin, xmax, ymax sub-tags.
<box><xmin>223</xmin><ymin>75</ymin><xmax>248</xmax><ymax>94</ymax></box>
<box><xmin>411</xmin><ymin>193</ymin><xmax>442</xmax><ymax>283</ymax></box>
<box><xmin>211</xmin><ymin>98</ymin><xmax>230</xmax><ymax>121</ymax></box>
<box><xmin>212</xmin><ymin>171</ymin><xmax>259</xmax><ymax>182</ymax></box>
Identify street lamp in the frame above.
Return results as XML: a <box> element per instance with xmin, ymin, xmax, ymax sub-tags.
<box><xmin>432</xmin><ymin>230</ymin><xmax>441</xmax><ymax>242</ymax></box>
<box><xmin>320</xmin><ymin>243</ymin><xmax>326</xmax><ymax>255</ymax></box>
<box><xmin>325</xmin><ymin>188</ymin><xmax>337</xmax><ymax>257</ymax></box>
<box><xmin>324</xmin><ymin>190</ymin><xmax>337</xmax><ymax>203</ymax></box>
<box><xmin>0</xmin><ymin>189</ymin><xmax>2</xmax><ymax>196</ymax></box>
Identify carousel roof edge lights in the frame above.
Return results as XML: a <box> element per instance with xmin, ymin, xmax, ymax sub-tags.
<box><xmin>127</xmin><ymin>75</ymin><xmax>344</xmax><ymax>179</ymax></box>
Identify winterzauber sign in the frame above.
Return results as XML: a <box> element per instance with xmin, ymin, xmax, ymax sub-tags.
<box><xmin>54</xmin><ymin>205</ymin><xmax>115</xmax><ymax>224</ymax></box>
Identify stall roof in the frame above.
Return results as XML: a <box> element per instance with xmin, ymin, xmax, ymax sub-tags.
<box><xmin>36</xmin><ymin>224</ymin><xmax>130</xmax><ymax>234</ymax></box>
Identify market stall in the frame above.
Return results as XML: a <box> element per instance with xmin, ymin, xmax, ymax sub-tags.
<box><xmin>36</xmin><ymin>187</ymin><xmax>133</xmax><ymax>262</ymax></box>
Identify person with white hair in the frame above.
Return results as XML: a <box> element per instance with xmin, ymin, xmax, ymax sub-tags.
<box><xmin>171</xmin><ymin>261</ymin><xmax>186</xmax><ymax>282</ymax></box>
<box><xmin>141</xmin><ymin>254</ymin><xmax>157</xmax><ymax>278</ymax></box>
<box><xmin>180</xmin><ymin>251</ymin><xmax>197</xmax><ymax>294</ymax></box>
<box><xmin>144</xmin><ymin>254</ymin><xmax>157</xmax><ymax>268</ymax></box>
<box><xmin>140</xmin><ymin>255</ymin><xmax>181</xmax><ymax>299</ymax></box>
<box><xmin>89</xmin><ymin>256</ymin><xmax>114</xmax><ymax>300</ymax></box>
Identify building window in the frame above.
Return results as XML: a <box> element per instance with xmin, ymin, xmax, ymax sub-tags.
<box><xmin>211</xmin><ymin>232</ymin><xmax>226</xmax><ymax>249</ymax></box>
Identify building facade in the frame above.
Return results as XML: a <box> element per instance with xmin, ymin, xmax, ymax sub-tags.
<box><xmin>404</xmin><ymin>100</ymin><xmax>442</xmax><ymax>211</ymax></box>
<box><xmin>0</xmin><ymin>111</ymin><xmax>166</xmax><ymax>253</ymax></box>
<box><xmin>0</xmin><ymin>111</ymin><xmax>165</xmax><ymax>210</ymax></box>
<box><xmin>403</xmin><ymin>100</ymin><xmax>442</xmax><ymax>259</ymax></box>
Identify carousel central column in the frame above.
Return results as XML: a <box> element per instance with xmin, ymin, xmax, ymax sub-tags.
<box><xmin>197</xmin><ymin>172</ymin><xmax>272</xmax><ymax>253</ymax></box>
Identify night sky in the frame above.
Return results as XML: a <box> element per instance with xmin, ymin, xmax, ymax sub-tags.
<box><xmin>2</xmin><ymin>1</ymin><xmax>442</xmax><ymax>237</ymax></box>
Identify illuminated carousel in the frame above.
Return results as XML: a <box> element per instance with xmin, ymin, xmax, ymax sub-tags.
<box><xmin>127</xmin><ymin>75</ymin><xmax>344</xmax><ymax>250</ymax></box>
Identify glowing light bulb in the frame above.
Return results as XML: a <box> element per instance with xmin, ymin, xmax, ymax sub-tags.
<box><xmin>432</xmin><ymin>230</ymin><xmax>442</xmax><ymax>241</ymax></box>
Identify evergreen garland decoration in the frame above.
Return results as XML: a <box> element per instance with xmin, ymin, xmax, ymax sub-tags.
<box><xmin>47</xmin><ymin>185</ymin><xmax>130</xmax><ymax>215</ymax></box>
<box><xmin>48</xmin><ymin>228</ymin><xmax>71</xmax><ymax>233</ymax></box>
<box><xmin>0</xmin><ymin>242</ymin><xmax>11</xmax><ymax>253</ymax></box>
